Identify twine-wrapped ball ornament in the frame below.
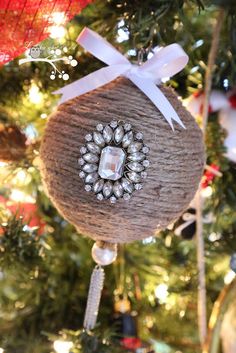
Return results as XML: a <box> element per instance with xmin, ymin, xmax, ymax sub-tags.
<box><xmin>40</xmin><ymin>27</ymin><xmax>205</xmax><ymax>332</ymax></box>
<box><xmin>40</xmin><ymin>77</ymin><xmax>205</xmax><ymax>243</ymax></box>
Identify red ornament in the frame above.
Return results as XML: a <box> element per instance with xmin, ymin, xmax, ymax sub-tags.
<box><xmin>121</xmin><ymin>337</ymin><xmax>142</xmax><ymax>350</ymax></box>
<box><xmin>229</xmin><ymin>94</ymin><xmax>236</xmax><ymax>109</ymax></box>
<box><xmin>193</xmin><ymin>90</ymin><xmax>203</xmax><ymax>98</ymax></box>
<box><xmin>0</xmin><ymin>0</ymin><xmax>92</xmax><ymax>65</ymax></box>
<box><xmin>0</xmin><ymin>196</ymin><xmax>45</xmax><ymax>234</ymax></box>
<box><xmin>199</xmin><ymin>101</ymin><xmax>213</xmax><ymax>115</ymax></box>
<box><xmin>201</xmin><ymin>164</ymin><xmax>220</xmax><ymax>188</ymax></box>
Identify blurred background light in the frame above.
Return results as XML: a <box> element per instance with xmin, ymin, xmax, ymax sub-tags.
<box><xmin>53</xmin><ymin>340</ymin><xmax>73</xmax><ymax>353</ymax></box>
<box><xmin>155</xmin><ymin>284</ymin><xmax>169</xmax><ymax>303</ymax></box>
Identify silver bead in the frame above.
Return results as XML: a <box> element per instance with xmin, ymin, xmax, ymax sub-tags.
<box><xmin>124</xmin><ymin>123</ymin><xmax>132</xmax><ymax>131</ymax></box>
<box><xmin>83</xmin><ymin>153</ymin><xmax>99</xmax><ymax>163</ymax></box>
<box><xmin>110</xmin><ymin>196</ymin><xmax>117</xmax><ymax>204</ymax></box>
<box><xmin>83</xmin><ymin>163</ymin><xmax>98</xmax><ymax>173</ymax></box>
<box><xmin>85</xmin><ymin>185</ymin><xmax>92</xmax><ymax>192</ymax></box>
<box><xmin>141</xmin><ymin>171</ymin><xmax>148</xmax><ymax>179</ymax></box>
<box><xmin>85</xmin><ymin>172</ymin><xmax>99</xmax><ymax>184</ymax></box>
<box><xmin>127</xmin><ymin>161</ymin><xmax>144</xmax><ymax>172</ymax></box>
<box><xmin>96</xmin><ymin>123</ymin><xmax>104</xmax><ymax>131</ymax></box>
<box><xmin>114</xmin><ymin>125</ymin><xmax>124</xmax><ymax>144</ymax></box>
<box><xmin>142</xmin><ymin>160</ymin><xmax>150</xmax><ymax>168</ymax></box>
<box><xmin>142</xmin><ymin>145</ymin><xmax>150</xmax><ymax>154</ymax></box>
<box><xmin>103</xmin><ymin>125</ymin><xmax>113</xmax><ymax>143</ymax></box>
<box><xmin>93</xmin><ymin>179</ymin><xmax>104</xmax><ymax>193</ymax></box>
<box><xmin>103</xmin><ymin>181</ymin><xmax>113</xmax><ymax>198</ymax></box>
<box><xmin>121</xmin><ymin>178</ymin><xmax>134</xmax><ymax>193</ymax></box>
<box><xmin>80</xmin><ymin>146</ymin><xmax>87</xmax><ymax>154</ymax></box>
<box><xmin>122</xmin><ymin>131</ymin><xmax>134</xmax><ymax>148</ymax></box>
<box><xmin>78</xmin><ymin>158</ymin><xmax>85</xmax><ymax>165</ymax></box>
<box><xmin>135</xmin><ymin>183</ymin><xmax>143</xmax><ymax>190</ymax></box>
<box><xmin>127</xmin><ymin>142</ymin><xmax>143</xmax><ymax>154</ymax></box>
<box><xmin>127</xmin><ymin>171</ymin><xmax>141</xmax><ymax>183</ymax></box>
<box><xmin>136</xmin><ymin>132</ymin><xmax>143</xmax><ymax>140</ymax></box>
<box><xmin>87</xmin><ymin>142</ymin><xmax>101</xmax><ymax>155</ymax></box>
<box><xmin>110</xmin><ymin>120</ymin><xmax>118</xmax><ymax>128</ymax></box>
<box><xmin>128</xmin><ymin>152</ymin><xmax>145</xmax><ymax>162</ymax></box>
<box><xmin>113</xmin><ymin>181</ymin><xmax>124</xmax><ymax>198</ymax></box>
<box><xmin>92</xmin><ymin>243</ymin><xmax>117</xmax><ymax>266</ymax></box>
<box><xmin>97</xmin><ymin>193</ymin><xmax>104</xmax><ymax>201</ymax></box>
<box><xmin>85</xmin><ymin>133</ymin><xmax>93</xmax><ymax>142</ymax></box>
<box><xmin>123</xmin><ymin>193</ymin><xmax>131</xmax><ymax>201</ymax></box>
<box><xmin>93</xmin><ymin>131</ymin><xmax>105</xmax><ymax>147</ymax></box>
<box><xmin>79</xmin><ymin>171</ymin><xmax>86</xmax><ymax>179</ymax></box>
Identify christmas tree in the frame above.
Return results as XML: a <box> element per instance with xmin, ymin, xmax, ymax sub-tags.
<box><xmin>0</xmin><ymin>1</ymin><xmax>236</xmax><ymax>353</ymax></box>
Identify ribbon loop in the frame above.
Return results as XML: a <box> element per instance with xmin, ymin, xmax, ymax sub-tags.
<box><xmin>139</xmin><ymin>44</ymin><xmax>189</xmax><ymax>82</ymax></box>
<box><xmin>77</xmin><ymin>27</ymin><xmax>130</xmax><ymax>66</ymax></box>
<box><xmin>54</xmin><ymin>27</ymin><xmax>189</xmax><ymax>129</ymax></box>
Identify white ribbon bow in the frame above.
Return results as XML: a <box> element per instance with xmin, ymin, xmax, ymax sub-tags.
<box><xmin>54</xmin><ymin>27</ymin><xmax>189</xmax><ymax>129</ymax></box>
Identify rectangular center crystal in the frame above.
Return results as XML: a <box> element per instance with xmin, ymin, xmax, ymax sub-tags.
<box><xmin>98</xmin><ymin>146</ymin><xmax>126</xmax><ymax>181</ymax></box>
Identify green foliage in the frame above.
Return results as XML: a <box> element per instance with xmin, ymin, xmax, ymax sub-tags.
<box><xmin>49</xmin><ymin>328</ymin><xmax>123</xmax><ymax>353</ymax></box>
<box><xmin>0</xmin><ymin>216</ymin><xmax>43</xmax><ymax>267</ymax></box>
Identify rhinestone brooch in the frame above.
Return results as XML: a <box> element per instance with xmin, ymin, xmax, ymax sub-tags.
<box><xmin>79</xmin><ymin>121</ymin><xmax>150</xmax><ymax>203</ymax></box>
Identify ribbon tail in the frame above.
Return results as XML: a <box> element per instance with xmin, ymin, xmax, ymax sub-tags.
<box><xmin>128</xmin><ymin>75</ymin><xmax>185</xmax><ymax>130</ymax></box>
<box><xmin>53</xmin><ymin>65</ymin><xmax>128</xmax><ymax>104</ymax></box>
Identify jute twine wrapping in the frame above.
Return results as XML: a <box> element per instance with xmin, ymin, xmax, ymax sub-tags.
<box><xmin>40</xmin><ymin>78</ymin><xmax>205</xmax><ymax>243</ymax></box>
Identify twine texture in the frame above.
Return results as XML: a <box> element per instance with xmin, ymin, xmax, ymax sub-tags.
<box><xmin>40</xmin><ymin>78</ymin><xmax>205</xmax><ymax>243</ymax></box>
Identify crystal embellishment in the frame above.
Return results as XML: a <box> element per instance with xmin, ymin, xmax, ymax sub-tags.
<box><xmin>79</xmin><ymin>120</ymin><xmax>150</xmax><ymax>203</ymax></box>
<box><xmin>98</xmin><ymin>146</ymin><xmax>126</xmax><ymax>181</ymax></box>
